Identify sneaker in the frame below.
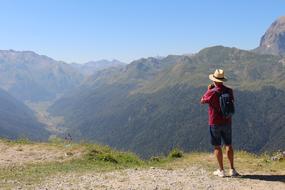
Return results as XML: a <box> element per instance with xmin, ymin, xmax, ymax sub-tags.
<box><xmin>229</xmin><ymin>168</ymin><xmax>240</xmax><ymax>177</ymax></box>
<box><xmin>213</xmin><ymin>169</ymin><xmax>225</xmax><ymax>177</ymax></box>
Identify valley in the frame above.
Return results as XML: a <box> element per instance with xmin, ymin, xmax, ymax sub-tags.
<box><xmin>25</xmin><ymin>101</ymin><xmax>65</xmax><ymax>134</ymax></box>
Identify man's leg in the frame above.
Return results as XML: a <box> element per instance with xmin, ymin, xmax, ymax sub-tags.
<box><xmin>226</xmin><ymin>145</ymin><xmax>234</xmax><ymax>169</ymax></box>
<box><xmin>210</xmin><ymin>125</ymin><xmax>223</xmax><ymax>171</ymax></box>
<box><xmin>214</xmin><ymin>146</ymin><xmax>224</xmax><ymax>170</ymax></box>
<box><xmin>221</xmin><ymin>124</ymin><xmax>234</xmax><ymax>170</ymax></box>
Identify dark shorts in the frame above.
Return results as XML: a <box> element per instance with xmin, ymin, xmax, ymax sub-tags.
<box><xmin>209</xmin><ymin>124</ymin><xmax>232</xmax><ymax>146</ymax></box>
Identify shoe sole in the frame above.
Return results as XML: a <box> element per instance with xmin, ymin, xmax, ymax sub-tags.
<box><xmin>213</xmin><ymin>174</ymin><xmax>225</xmax><ymax>177</ymax></box>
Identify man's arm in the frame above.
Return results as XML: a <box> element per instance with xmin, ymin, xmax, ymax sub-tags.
<box><xmin>201</xmin><ymin>92</ymin><xmax>210</xmax><ymax>104</ymax></box>
<box><xmin>200</xmin><ymin>84</ymin><xmax>215</xmax><ymax>104</ymax></box>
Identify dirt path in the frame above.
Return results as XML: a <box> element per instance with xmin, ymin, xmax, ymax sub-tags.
<box><xmin>34</xmin><ymin>167</ymin><xmax>285</xmax><ymax>190</ymax></box>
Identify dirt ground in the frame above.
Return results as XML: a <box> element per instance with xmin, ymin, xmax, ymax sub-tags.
<box><xmin>36</xmin><ymin>167</ymin><xmax>285</xmax><ymax>190</ymax></box>
<box><xmin>0</xmin><ymin>141</ymin><xmax>83</xmax><ymax>167</ymax></box>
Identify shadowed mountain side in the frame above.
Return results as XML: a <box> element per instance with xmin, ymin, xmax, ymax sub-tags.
<box><xmin>49</xmin><ymin>84</ymin><xmax>285</xmax><ymax>158</ymax></box>
<box><xmin>0</xmin><ymin>88</ymin><xmax>50</xmax><ymax>140</ymax></box>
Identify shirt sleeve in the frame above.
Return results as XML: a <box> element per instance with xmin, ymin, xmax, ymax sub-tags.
<box><xmin>201</xmin><ymin>89</ymin><xmax>215</xmax><ymax>104</ymax></box>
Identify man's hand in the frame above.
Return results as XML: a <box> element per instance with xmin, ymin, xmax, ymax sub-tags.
<box><xmin>201</xmin><ymin>84</ymin><xmax>214</xmax><ymax>104</ymax></box>
<box><xmin>200</xmin><ymin>97</ymin><xmax>204</xmax><ymax>104</ymax></box>
<box><xmin>208</xmin><ymin>84</ymin><xmax>215</xmax><ymax>90</ymax></box>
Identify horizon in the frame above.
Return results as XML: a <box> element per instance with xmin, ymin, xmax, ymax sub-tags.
<box><xmin>0</xmin><ymin>0</ymin><xmax>284</xmax><ymax>63</ymax></box>
<box><xmin>0</xmin><ymin>45</ymin><xmax>238</xmax><ymax>64</ymax></box>
<box><xmin>0</xmin><ymin>49</ymin><xmax>125</xmax><ymax>64</ymax></box>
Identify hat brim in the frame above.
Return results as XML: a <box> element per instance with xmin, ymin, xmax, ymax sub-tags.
<box><xmin>209</xmin><ymin>74</ymin><xmax>227</xmax><ymax>82</ymax></box>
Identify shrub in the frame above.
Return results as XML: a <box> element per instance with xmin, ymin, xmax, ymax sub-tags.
<box><xmin>168</xmin><ymin>148</ymin><xmax>183</xmax><ymax>158</ymax></box>
<box><xmin>15</xmin><ymin>138</ymin><xmax>32</xmax><ymax>144</ymax></box>
<box><xmin>48</xmin><ymin>136</ymin><xmax>64</xmax><ymax>144</ymax></box>
<box><xmin>150</xmin><ymin>156</ymin><xmax>161</xmax><ymax>162</ymax></box>
<box><xmin>87</xmin><ymin>148</ymin><xmax>118</xmax><ymax>164</ymax></box>
<box><xmin>97</xmin><ymin>153</ymin><xmax>118</xmax><ymax>163</ymax></box>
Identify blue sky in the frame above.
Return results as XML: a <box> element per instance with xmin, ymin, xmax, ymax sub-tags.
<box><xmin>0</xmin><ymin>0</ymin><xmax>284</xmax><ymax>63</ymax></box>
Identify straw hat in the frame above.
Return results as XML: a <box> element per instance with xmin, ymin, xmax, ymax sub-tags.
<box><xmin>209</xmin><ymin>69</ymin><xmax>227</xmax><ymax>82</ymax></box>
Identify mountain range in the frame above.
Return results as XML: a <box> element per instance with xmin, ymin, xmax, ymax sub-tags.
<box><xmin>0</xmin><ymin>50</ymin><xmax>83</xmax><ymax>102</ymax></box>
<box><xmin>0</xmin><ymin>16</ymin><xmax>285</xmax><ymax>157</ymax></box>
<box><xmin>0</xmin><ymin>51</ymin><xmax>125</xmax><ymax>140</ymax></box>
<box><xmin>49</xmin><ymin>46</ymin><xmax>285</xmax><ymax>158</ymax></box>
<box><xmin>70</xmin><ymin>59</ymin><xmax>126</xmax><ymax>76</ymax></box>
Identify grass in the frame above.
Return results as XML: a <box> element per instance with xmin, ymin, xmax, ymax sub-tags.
<box><xmin>154</xmin><ymin>150</ymin><xmax>285</xmax><ymax>174</ymax></box>
<box><xmin>0</xmin><ymin>137</ymin><xmax>34</xmax><ymax>145</ymax></box>
<box><xmin>234</xmin><ymin>151</ymin><xmax>285</xmax><ymax>173</ymax></box>
<box><xmin>0</xmin><ymin>140</ymin><xmax>147</xmax><ymax>189</ymax></box>
<box><xmin>0</xmin><ymin>139</ymin><xmax>284</xmax><ymax>189</ymax></box>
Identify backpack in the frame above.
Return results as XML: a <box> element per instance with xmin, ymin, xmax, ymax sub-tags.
<box><xmin>214</xmin><ymin>88</ymin><xmax>235</xmax><ymax>118</ymax></box>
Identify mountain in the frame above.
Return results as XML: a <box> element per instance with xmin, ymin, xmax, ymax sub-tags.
<box><xmin>0</xmin><ymin>50</ymin><xmax>83</xmax><ymax>102</ymax></box>
<box><xmin>70</xmin><ymin>59</ymin><xmax>126</xmax><ymax>76</ymax></box>
<box><xmin>254</xmin><ymin>16</ymin><xmax>285</xmax><ymax>56</ymax></box>
<box><xmin>0</xmin><ymin>88</ymin><xmax>49</xmax><ymax>140</ymax></box>
<box><xmin>49</xmin><ymin>46</ymin><xmax>285</xmax><ymax>158</ymax></box>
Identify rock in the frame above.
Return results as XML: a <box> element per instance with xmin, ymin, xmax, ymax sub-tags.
<box><xmin>270</xmin><ymin>151</ymin><xmax>284</xmax><ymax>161</ymax></box>
<box><xmin>65</xmin><ymin>152</ymin><xmax>73</xmax><ymax>156</ymax></box>
<box><xmin>254</xmin><ymin>16</ymin><xmax>285</xmax><ymax>55</ymax></box>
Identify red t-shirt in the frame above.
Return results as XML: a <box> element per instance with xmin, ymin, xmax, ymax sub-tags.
<box><xmin>201</xmin><ymin>84</ymin><xmax>234</xmax><ymax>126</ymax></box>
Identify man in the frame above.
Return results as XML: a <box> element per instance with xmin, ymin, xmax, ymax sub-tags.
<box><xmin>200</xmin><ymin>69</ymin><xmax>239</xmax><ymax>177</ymax></box>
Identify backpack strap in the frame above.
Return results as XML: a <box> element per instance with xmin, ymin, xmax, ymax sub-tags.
<box><xmin>211</xmin><ymin>87</ymin><xmax>223</xmax><ymax>114</ymax></box>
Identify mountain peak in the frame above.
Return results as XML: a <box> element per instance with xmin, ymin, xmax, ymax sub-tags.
<box><xmin>0</xmin><ymin>49</ymin><xmax>57</xmax><ymax>64</ymax></box>
<box><xmin>276</xmin><ymin>15</ymin><xmax>285</xmax><ymax>23</ymax></box>
<box><xmin>0</xmin><ymin>49</ymin><xmax>38</xmax><ymax>55</ymax></box>
<box><xmin>254</xmin><ymin>16</ymin><xmax>285</xmax><ymax>56</ymax></box>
